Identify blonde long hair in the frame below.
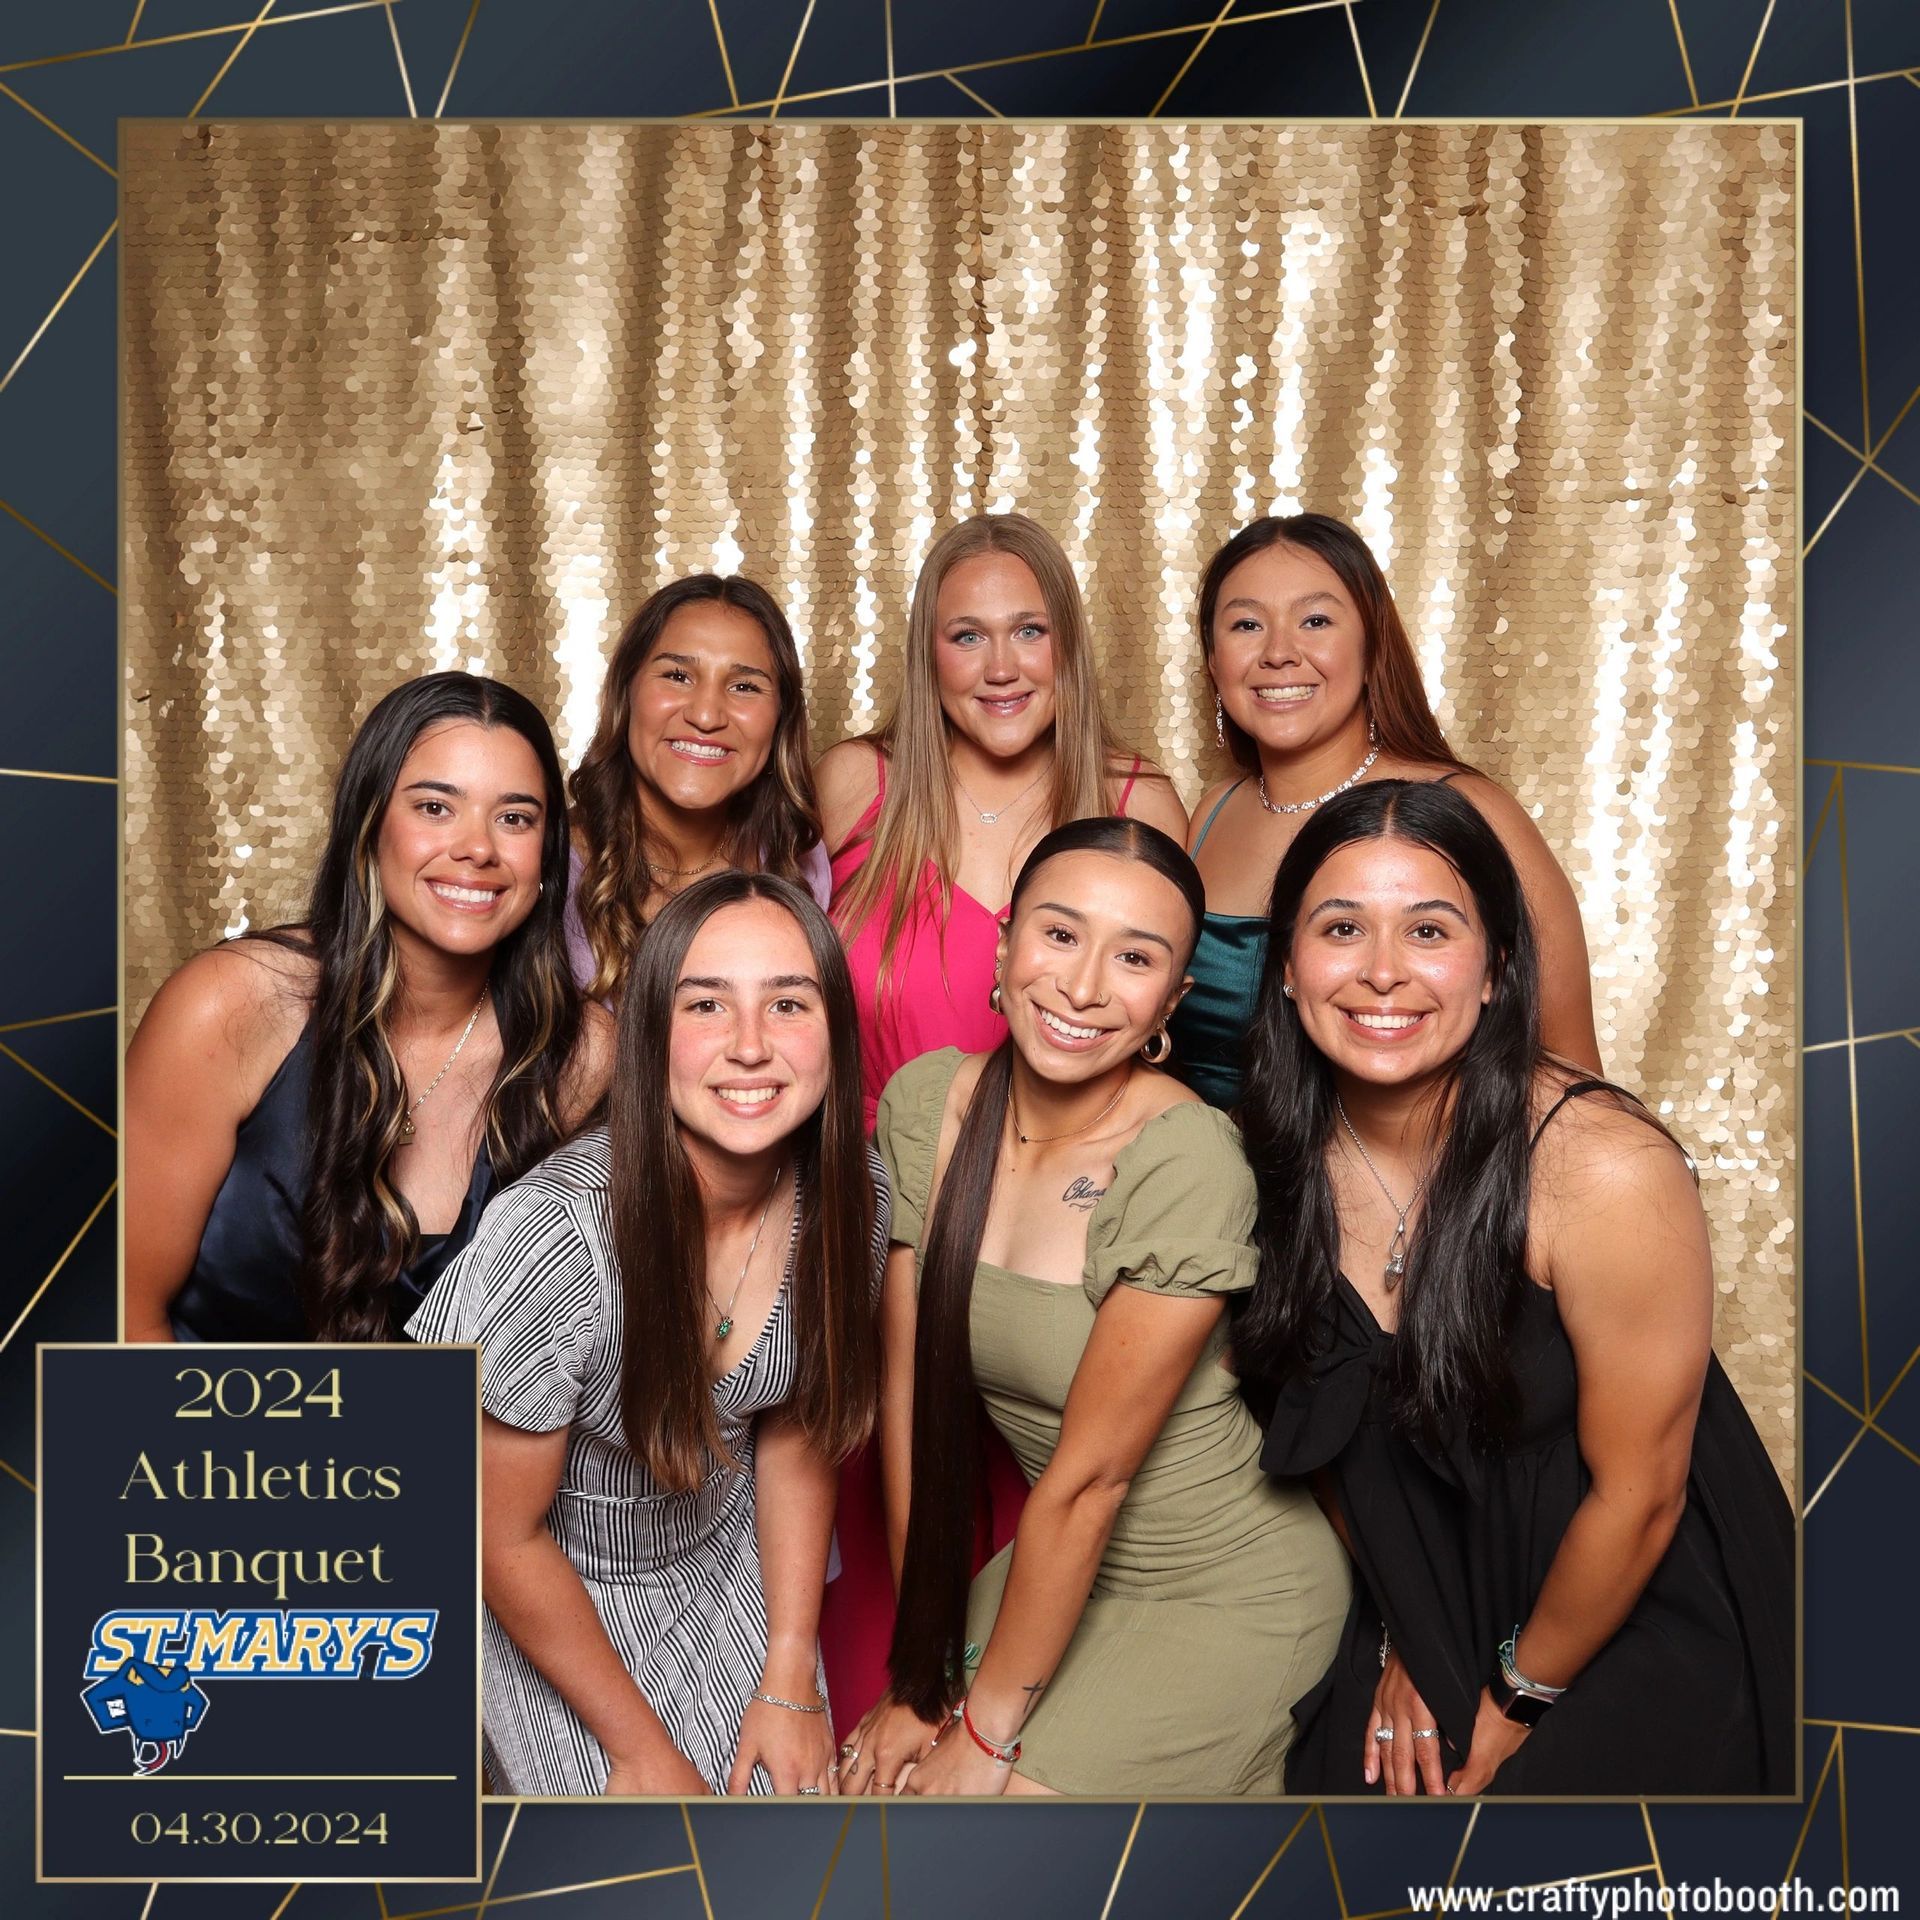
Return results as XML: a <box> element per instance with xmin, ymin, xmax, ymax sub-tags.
<box><xmin>834</xmin><ymin>515</ymin><xmax>1124</xmax><ymax>986</ymax></box>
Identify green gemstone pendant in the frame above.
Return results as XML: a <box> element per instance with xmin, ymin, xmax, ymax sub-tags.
<box><xmin>715</xmin><ymin>1316</ymin><xmax>734</xmax><ymax>1339</ymax></box>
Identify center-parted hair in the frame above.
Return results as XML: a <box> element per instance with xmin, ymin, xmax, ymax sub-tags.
<box><xmin>1235</xmin><ymin>779</ymin><xmax>1539</xmax><ymax>1443</ymax></box>
<box><xmin>607</xmin><ymin>871</ymin><xmax>879</xmax><ymax>1492</ymax></box>
<box><xmin>887</xmin><ymin>817</ymin><xmax>1204</xmax><ymax>1718</ymax></box>
<box><xmin>289</xmin><ymin>671</ymin><xmax>583</xmax><ymax>1340</ymax></box>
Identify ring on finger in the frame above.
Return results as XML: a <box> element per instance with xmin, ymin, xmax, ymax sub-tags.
<box><xmin>1412</xmin><ymin>1728</ymin><xmax>1439</xmax><ymax>1740</ymax></box>
<box><xmin>797</xmin><ymin>1785</ymin><xmax>821</xmax><ymax>1796</ymax></box>
<box><xmin>1372</xmin><ymin>1727</ymin><xmax>1395</xmax><ymax>1743</ymax></box>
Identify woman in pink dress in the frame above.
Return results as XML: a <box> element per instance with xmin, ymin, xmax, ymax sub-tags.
<box><xmin>813</xmin><ymin>512</ymin><xmax>1186</xmax><ymax>1739</ymax></box>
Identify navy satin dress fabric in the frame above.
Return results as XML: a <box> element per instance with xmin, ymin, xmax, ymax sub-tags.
<box><xmin>1168</xmin><ymin>911</ymin><xmax>1267</xmax><ymax>1111</ymax></box>
<box><xmin>170</xmin><ymin>1021</ymin><xmax>496</xmax><ymax>1342</ymax></box>
<box><xmin>1263</xmin><ymin>1274</ymin><xmax>1794</xmax><ymax>1794</ymax></box>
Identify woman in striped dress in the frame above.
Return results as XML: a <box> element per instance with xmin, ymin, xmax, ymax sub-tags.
<box><xmin>409</xmin><ymin>872</ymin><xmax>887</xmax><ymax>1795</ymax></box>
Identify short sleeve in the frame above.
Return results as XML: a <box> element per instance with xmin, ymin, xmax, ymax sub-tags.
<box><xmin>405</xmin><ymin>1180</ymin><xmax>605</xmax><ymax>1434</ymax></box>
<box><xmin>1083</xmin><ymin>1102</ymin><xmax>1259</xmax><ymax>1310</ymax></box>
<box><xmin>873</xmin><ymin>1047</ymin><xmax>962</xmax><ymax>1249</ymax></box>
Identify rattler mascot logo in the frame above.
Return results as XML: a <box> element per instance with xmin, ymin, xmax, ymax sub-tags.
<box><xmin>79</xmin><ymin>1608</ymin><xmax>438</xmax><ymax>1774</ymax></box>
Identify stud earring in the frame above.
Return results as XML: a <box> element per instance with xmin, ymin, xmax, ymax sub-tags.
<box><xmin>1282</xmin><ymin>983</ymin><xmax>1295</xmax><ymax>1000</ymax></box>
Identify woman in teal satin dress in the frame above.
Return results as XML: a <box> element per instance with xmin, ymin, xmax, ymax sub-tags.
<box><xmin>1168</xmin><ymin>514</ymin><xmax>1601</xmax><ymax>1106</ymax></box>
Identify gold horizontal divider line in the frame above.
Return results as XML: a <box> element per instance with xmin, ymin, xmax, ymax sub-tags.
<box><xmin>0</xmin><ymin>1178</ymin><xmax>115</xmax><ymax>1358</ymax></box>
<box><xmin>0</xmin><ymin>0</ymin><xmax>401</xmax><ymax>75</ymax></box>
<box><xmin>0</xmin><ymin>1041</ymin><xmax>116</xmax><ymax>1138</ymax></box>
<box><xmin>1807</xmin><ymin>1718</ymin><xmax>1920</xmax><ymax>1736</ymax></box>
<box><xmin>189</xmin><ymin>0</ymin><xmax>280</xmax><ymax>119</ymax></box>
<box><xmin>684</xmin><ymin>0</ymin><xmax>1355</xmax><ymax>118</ymax></box>
<box><xmin>944</xmin><ymin>71</ymin><xmax>1004</xmax><ymax>118</ymax></box>
<box><xmin>0</xmin><ymin>1455</ymin><xmax>36</xmax><ymax>1494</ymax></box>
<box><xmin>0</xmin><ymin>497</ymin><xmax>114</xmax><ymax>595</ymax></box>
<box><xmin>0</xmin><ymin>1006</ymin><xmax>116</xmax><ymax>1035</ymax></box>
<box><xmin>0</xmin><ymin>1727</ymin><xmax>35</xmax><ymax>1737</ymax></box>
<box><xmin>385</xmin><ymin>1863</ymin><xmax>699</xmax><ymax>1920</ymax></box>
<box><xmin>1804</xmin><ymin>1025</ymin><xmax>1919</xmax><ymax>1054</ymax></box>
<box><xmin>0</xmin><ymin>218</ymin><xmax>117</xmax><ymax>398</ymax></box>
<box><xmin>1650</xmin><ymin>59</ymin><xmax>1920</xmax><ymax>119</ymax></box>
<box><xmin>435</xmin><ymin>0</ymin><xmax>483</xmax><ymax>118</ymax></box>
<box><xmin>384</xmin><ymin>0</ymin><xmax>417</xmax><ymax>117</ymax></box>
<box><xmin>0</xmin><ymin>80</ymin><xmax>115</xmax><ymax>175</ymax></box>
<box><xmin>0</xmin><ymin>767</ymin><xmax>117</xmax><ymax>785</ymax></box>
<box><xmin>1806</xmin><ymin>759</ymin><xmax>1920</xmax><ymax>775</ymax></box>
<box><xmin>1226</xmin><ymin>1804</ymin><xmax>1315</xmax><ymax>1920</ymax></box>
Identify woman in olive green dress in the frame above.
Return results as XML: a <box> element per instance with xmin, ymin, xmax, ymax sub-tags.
<box><xmin>838</xmin><ymin>818</ymin><xmax>1349</xmax><ymax>1797</ymax></box>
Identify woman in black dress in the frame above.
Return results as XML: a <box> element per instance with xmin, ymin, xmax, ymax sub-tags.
<box><xmin>1240</xmin><ymin>780</ymin><xmax>1792</xmax><ymax>1795</ymax></box>
<box><xmin>126</xmin><ymin>672</ymin><xmax>611</xmax><ymax>1343</ymax></box>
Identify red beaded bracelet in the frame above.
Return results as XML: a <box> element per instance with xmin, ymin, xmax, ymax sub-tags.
<box><xmin>959</xmin><ymin>1696</ymin><xmax>1021</xmax><ymax>1766</ymax></box>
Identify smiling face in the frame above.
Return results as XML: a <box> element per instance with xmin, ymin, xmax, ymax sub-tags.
<box><xmin>667</xmin><ymin>897</ymin><xmax>832</xmax><ymax>1169</ymax></box>
<box><xmin>1209</xmin><ymin>540</ymin><xmax>1369</xmax><ymax>756</ymax></box>
<box><xmin>932</xmin><ymin>549</ymin><xmax>1060</xmax><ymax>761</ymax></box>
<box><xmin>374</xmin><ymin>719</ymin><xmax>547</xmax><ymax>961</ymax></box>
<box><xmin>1284</xmin><ymin>835</ymin><xmax>1495</xmax><ymax>1089</ymax></box>
<box><xmin>626</xmin><ymin>599</ymin><xmax>782</xmax><ymax>820</ymax></box>
<box><xmin>997</xmin><ymin>848</ymin><xmax>1194</xmax><ymax>1086</ymax></box>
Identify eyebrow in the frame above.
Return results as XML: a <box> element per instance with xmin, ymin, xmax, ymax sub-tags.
<box><xmin>1308</xmin><ymin>896</ymin><xmax>1471</xmax><ymax>924</ymax></box>
<box><xmin>1030</xmin><ymin>900</ymin><xmax>1177</xmax><ymax>953</ymax></box>
<box><xmin>676</xmin><ymin>974</ymin><xmax>822</xmax><ymax>993</ymax></box>
<box><xmin>652</xmin><ymin>650</ymin><xmax>772</xmax><ymax>679</ymax></box>
<box><xmin>944</xmin><ymin>610</ymin><xmax>1045</xmax><ymax>627</ymax></box>
<box><xmin>402</xmin><ymin>779</ymin><xmax>543</xmax><ymax>807</ymax></box>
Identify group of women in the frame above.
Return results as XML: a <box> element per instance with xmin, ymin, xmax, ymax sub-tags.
<box><xmin>126</xmin><ymin>510</ymin><xmax>1792</xmax><ymax>1800</ymax></box>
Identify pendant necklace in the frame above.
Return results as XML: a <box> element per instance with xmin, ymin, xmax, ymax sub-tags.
<box><xmin>1335</xmin><ymin>1096</ymin><xmax>1434</xmax><ymax>1289</ymax></box>
<box><xmin>953</xmin><ymin>757</ymin><xmax>1052</xmax><ymax>826</ymax></box>
<box><xmin>400</xmin><ymin>988</ymin><xmax>487</xmax><ymax>1142</ymax></box>
<box><xmin>709</xmin><ymin>1166</ymin><xmax>786</xmax><ymax>1341</ymax></box>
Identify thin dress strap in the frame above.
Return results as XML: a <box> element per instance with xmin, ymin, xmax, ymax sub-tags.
<box><xmin>1433</xmin><ymin>768</ymin><xmax>1469</xmax><ymax>787</ymax></box>
<box><xmin>1190</xmin><ymin>776</ymin><xmax>1249</xmax><ymax>854</ymax></box>
<box><xmin>1114</xmin><ymin>753</ymin><xmax>1142</xmax><ymax>817</ymax></box>
<box><xmin>1528</xmin><ymin>1078</ymin><xmax>1613</xmax><ymax>1152</ymax></box>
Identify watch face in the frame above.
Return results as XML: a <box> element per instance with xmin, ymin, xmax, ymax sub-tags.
<box><xmin>1498</xmin><ymin>1686</ymin><xmax>1554</xmax><ymax>1728</ymax></box>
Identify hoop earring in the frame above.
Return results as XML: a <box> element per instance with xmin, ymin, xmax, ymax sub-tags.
<box><xmin>988</xmin><ymin>982</ymin><xmax>1005</xmax><ymax>1016</ymax></box>
<box><xmin>1140</xmin><ymin>1026</ymin><xmax>1173</xmax><ymax>1066</ymax></box>
<box><xmin>1214</xmin><ymin>696</ymin><xmax>1227</xmax><ymax>750</ymax></box>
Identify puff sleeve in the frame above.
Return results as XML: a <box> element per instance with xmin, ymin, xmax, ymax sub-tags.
<box><xmin>405</xmin><ymin>1181</ymin><xmax>606</xmax><ymax>1434</ymax></box>
<box><xmin>873</xmin><ymin>1047</ymin><xmax>962</xmax><ymax>1250</ymax></box>
<box><xmin>1082</xmin><ymin>1102</ymin><xmax>1259</xmax><ymax>1310</ymax></box>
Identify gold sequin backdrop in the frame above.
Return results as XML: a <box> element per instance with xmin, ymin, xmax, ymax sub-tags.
<box><xmin>123</xmin><ymin>120</ymin><xmax>1795</xmax><ymax>1474</ymax></box>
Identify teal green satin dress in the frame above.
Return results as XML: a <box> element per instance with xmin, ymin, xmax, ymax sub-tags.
<box><xmin>1169</xmin><ymin>779</ymin><xmax>1267</xmax><ymax>1112</ymax></box>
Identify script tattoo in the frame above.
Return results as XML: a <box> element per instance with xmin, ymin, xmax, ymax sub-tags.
<box><xmin>1062</xmin><ymin>1176</ymin><xmax>1106</xmax><ymax>1212</ymax></box>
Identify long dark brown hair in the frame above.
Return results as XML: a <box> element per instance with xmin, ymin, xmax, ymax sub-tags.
<box><xmin>1198</xmin><ymin>513</ymin><xmax>1465</xmax><ymax>777</ymax></box>
<box><xmin>887</xmin><ymin>817</ymin><xmax>1206</xmax><ymax>1719</ymax></box>
<box><xmin>568</xmin><ymin>575</ymin><xmax>823</xmax><ymax>1002</ymax></box>
<box><xmin>270</xmin><ymin>672</ymin><xmax>582</xmax><ymax>1340</ymax></box>
<box><xmin>1236</xmin><ymin>780</ymin><xmax>1538</xmax><ymax>1444</ymax></box>
<box><xmin>608</xmin><ymin>871</ymin><xmax>879</xmax><ymax>1492</ymax></box>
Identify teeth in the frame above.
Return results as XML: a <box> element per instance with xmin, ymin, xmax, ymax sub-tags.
<box><xmin>1254</xmin><ymin>686</ymin><xmax>1315</xmax><ymax>703</ymax></box>
<box><xmin>716</xmin><ymin>1086</ymin><xmax>780</xmax><ymax>1104</ymax></box>
<box><xmin>431</xmin><ymin>883</ymin><xmax>499</xmax><ymax>905</ymax></box>
<box><xmin>671</xmin><ymin>742</ymin><xmax>728</xmax><ymax>760</ymax></box>
<box><xmin>1038</xmin><ymin>1008</ymin><xmax>1103</xmax><ymax>1042</ymax></box>
<box><xmin>1352</xmin><ymin>1012</ymin><xmax>1421</xmax><ymax>1030</ymax></box>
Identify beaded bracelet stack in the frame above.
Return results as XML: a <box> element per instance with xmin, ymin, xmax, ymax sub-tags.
<box><xmin>950</xmin><ymin>1697</ymin><xmax>1022</xmax><ymax>1767</ymax></box>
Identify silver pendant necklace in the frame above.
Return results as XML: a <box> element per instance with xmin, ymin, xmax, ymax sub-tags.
<box><xmin>1258</xmin><ymin>720</ymin><xmax>1380</xmax><ymax>815</ymax></box>
<box><xmin>953</xmin><ymin>758</ymin><xmax>1052</xmax><ymax>826</ymax></box>
<box><xmin>708</xmin><ymin>1166</ymin><xmax>786</xmax><ymax>1340</ymax></box>
<box><xmin>1335</xmin><ymin>1096</ymin><xmax>1434</xmax><ymax>1289</ymax></box>
<box><xmin>400</xmin><ymin>988</ymin><xmax>487</xmax><ymax>1142</ymax></box>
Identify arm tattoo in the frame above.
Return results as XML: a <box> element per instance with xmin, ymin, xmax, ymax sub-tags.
<box><xmin>1062</xmin><ymin>1175</ymin><xmax>1106</xmax><ymax>1212</ymax></box>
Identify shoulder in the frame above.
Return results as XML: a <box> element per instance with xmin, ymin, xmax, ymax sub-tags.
<box><xmin>519</xmin><ymin>1125</ymin><xmax>616</xmax><ymax>1201</ymax></box>
<box><xmin>1425</xmin><ymin>769</ymin><xmax>1559</xmax><ymax>864</ymax></box>
<box><xmin>1184</xmin><ymin>773</ymin><xmax>1246</xmax><ymax>851</ymax></box>
<box><xmin>132</xmin><ymin>938</ymin><xmax>312</xmax><ymax>1076</ymax></box>
<box><xmin>1108</xmin><ymin>1094</ymin><xmax>1256</xmax><ymax>1223</ymax></box>
<box><xmin>876</xmin><ymin>1045</ymin><xmax>967</xmax><ymax>1135</ymax></box>
<box><xmin>1111</xmin><ymin>756</ymin><xmax>1187</xmax><ymax>839</ymax></box>
<box><xmin>815</xmin><ymin>737</ymin><xmax>885</xmax><ymax>850</ymax></box>
<box><xmin>1527</xmin><ymin>1074</ymin><xmax>1699</xmax><ymax>1239</ymax></box>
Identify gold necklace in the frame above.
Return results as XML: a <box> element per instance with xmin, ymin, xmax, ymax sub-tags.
<box><xmin>400</xmin><ymin>988</ymin><xmax>488</xmax><ymax>1142</ymax></box>
<box><xmin>646</xmin><ymin>850</ymin><xmax>722</xmax><ymax>880</ymax></box>
<box><xmin>1009</xmin><ymin>1068</ymin><xmax>1132</xmax><ymax>1147</ymax></box>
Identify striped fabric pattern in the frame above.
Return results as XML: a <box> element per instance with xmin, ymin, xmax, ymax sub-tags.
<box><xmin>408</xmin><ymin>1127</ymin><xmax>890</xmax><ymax>1794</ymax></box>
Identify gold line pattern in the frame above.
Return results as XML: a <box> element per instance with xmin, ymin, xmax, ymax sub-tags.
<box><xmin>1641</xmin><ymin>1802</ymin><xmax>1668</xmax><ymax>1893</ymax></box>
<box><xmin>385</xmin><ymin>0</ymin><xmax>417</xmax><ymax>116</ymax></box>
<box><xmin>0</xmin><ymin>1178</ymin><xmax>115</xmax><ymax>1358</ymax></box>
<box><xmin>383</xmin><ymin>1862</ymin><xmax>698</xmax><ymax>1920</ymax></box>
<box><xmin>1808</xmin><ymin>1718</ymin><xmax>1920</xmax><ymax>1736</ymax></box>
<box><xmin>0</xmin><ymin>80</ymin><xmax>116</xmax><ymax>175</ymax></box>
<box><xmin>1803</xmin><ymin>1025</ymin><xmax>1917</xmax><ymax>1055</ymax></box>
<box><xmin>807</xmin><ymin>1806</ymin><xmax>854</xmax><ymax>1920</ymax></box>
<box><xmin>1667</xmin><ymin>0</ymin><xmax>1698</xmax><ymax>108</ymax></box>
<box><xmin>1803</xmin><ymin>411</ymin><xmax>1920</xmax><ymax>514</ymax></box>
<box><xmin>0</xmin><ymin>1040</ymin><xmax>115</xmax><ymax>1136</ymax></box>
<box><xmin>885</xmin><ymin>0</ymin><xmax>895</xmax><ymax>118</ymax></box>
<box><xmin>0</xmin><ymin>1006</ymin><xmax>115</xmax><ymax>1035</ymax></box>
<box><xmin>769</xmin><ymin>0</ymin><xmax>820</xmax><ymax>121</ymax></box>
<box><xmin>943</xmin><ymin>71</ymin><xmax>1005</xmax><ymax>118</ymax></box>
<box><xmin>879</xmin><ymin>1801</ymin><xmax>891</xmax><ymax>1920</ymax></box>
<box><xmin>0</xmin><ymin>1727</ymin><xmax>35</xmax><ymax>1737</ymax></box>
<box><xmin>682</xmin><ymin>1803</ymin><xmax>716</xmax><ymax>1920</ymax></box>
<box><xmin>1844</xmin><ymin>0</ymin><xmax>1869</xmax><ymax>451</ymax></box>
<box><xmin>189</xmin><ymin>0</ymin><xmax>281</xmax><ymax>119</ymax></box>
<box><xmin>1317</xmin><ymin>1805</ymin><xmax>1351</xmax><ymax>1920</ymax></box>
<box><xmin>1097</xmin><ymin>1802</ymin><xmax>1146</xmax><ymax>1920</ymax></box>
<box><xmin>0</xmin><ymin>218</ymin><xmax>117</xmax><ymax>399</ymax></box>
<box><xmin>1781</xmin><ymin>1731</ymin><xmax>1841</xmax><ymax>1883</ymax></box>
<box><xmin>1806</xmin><ymin>756</ymin><xmax>1920</xmax><ymax>774</ymax></box>
<box><xmin>1802</xmin><ymin>765</ymin><xmax>1839</xmax><ymax>876</ymax></box>
<box><xmin>125</xmin><ymin>0</ymin><xmax>149</xmax><ymax>45</ymax></box>
<box><xmin>1394</xmin><ymin>0</ymin><xmax>1442</xmax><ymax>118</ymax></box>
<box><xmin>707</xmin><ymin>0</ymin><xmax>739</xmax><ymax>110</ymax></box>
<box><xmin>0</xmin><ymin>1455</ymin><xmax>34</xmax><ymax>1494</ymax></box>
<box><xmin>475</xmin><ymin>1801</ymin><xmax>518</xmax><ymax>1920</ymax></box>
<box><xmin>1655</xmin><ymin>62</ymin><xmax>1920</xmax><ymax>119</ymax></box>
<box><xmin>1151</xmin><ymin>0</ymin><xmax>1241</xmax><ymax>118</ymax></box>
<box><xmin>435</xmin><ymin>0</ymin><xmax>483</xmax><ymax>118</ymax></box>
<box><xmin>0</xmin><ymin>496</ymin><xmax>115</xmax><ymax>594</ymax></box>
<box><xmin>1834</xmin><ymin>772</ymin><xmax>1870</xmax><ymax>1409</ymax></box>
<box><xmin>1085</xmin><ymin>0</ymin><xmax>1108</xmax><ymax>46</ymax></box>
<box><xmin>1226</xmin><ymin>1805</ymin><xmax>1315</xmax><ymax>1920</ymax></box>
<box><xmin>1344</xmin><ymin>3</ymin><xmax>1376</xmax><ymax>118</ymax></box>
<box><xmin>0</xmin><ymin>1</ymin><xmax>400</xmax><ymax>75</ymax></box>
<box><xmin>267</xmin><ymin>1885</ymin><xmax>301</xmax><ymax>1920</ymax></box>
<box><xmin>1729</xmin><ymin>0</ymin><xmax>1778</xmax><ymax>118</ymax></box>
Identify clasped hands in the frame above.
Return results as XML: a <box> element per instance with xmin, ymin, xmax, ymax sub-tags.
<box><xmin>832</xmin><ymin>1692</ymin><xmax>1014</xmax><ymax>1796</ymax></box>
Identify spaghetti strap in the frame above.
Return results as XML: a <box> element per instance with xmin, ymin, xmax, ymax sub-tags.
<box><xmin>1433</xmin><ymin>768</ymin><xmax>1468</xmax><ymax>787</ymax></box>
<box><xmin>1115</xmin><ymin>753</ymin><xmax>1142</xmax><ymax>817</ymax></box>
<box><xmin>841</xmin><ymin>745</ymin><xmax>887</xmax><ymax>846</ymax></box>
<box><xmin>1191</xmin><ymin>777</ymin><xmax>1249</xmax><ymax>854</ymax></box>
<box><xmin>1528</xmin><ymin>1077</ymin><xmax>1613</xmax><ymax>1151</ymax></box>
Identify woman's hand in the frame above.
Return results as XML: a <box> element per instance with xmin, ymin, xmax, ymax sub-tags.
<box><xmin>727</xmin><ymin>1695</ymin><xmax>836</xmax><ymax>1796</ymax></box>
<box><xmin>1444</xmin><ymin>1688</ymin><xmax>1532</xmax><ymax>1796</ymax></box>
<box><xmin>604</xmin><ymin>1749</ymin><xmax>710</xmax><ymax>1797</ymax></box>
<box><xmin>1365</xmin><ymin>1649</ymin><xmax>1448</xmax><ymax>1796</ymax></box>
<box><xmin>835</xmin><ymin>1693</ymin><xmax>945</xmax><ymax>1795</ymax></box>
<box><xmin>895</xmin><ymin>1715</ymin><xmax>1011</xmax><ymax>1798</ymax></box>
